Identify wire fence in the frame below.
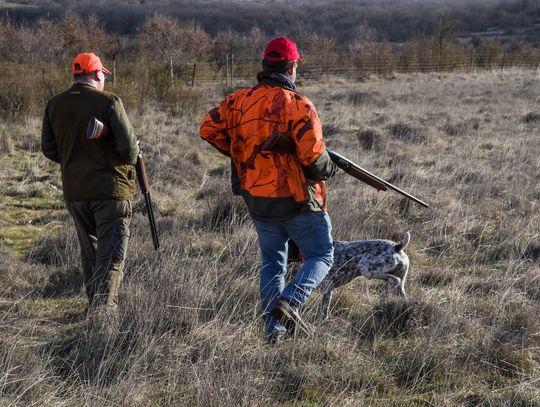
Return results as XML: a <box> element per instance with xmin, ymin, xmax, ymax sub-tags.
<box><xmin>148</xmin><ymin>52</ymin><xmax>540</xmax><ymax>87</ymax></box>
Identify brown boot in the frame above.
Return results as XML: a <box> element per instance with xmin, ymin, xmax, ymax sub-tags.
<box><xmin>271</xmin><ymin>299</ymin><xmax>312</xmax><ymax>337</ymax></box>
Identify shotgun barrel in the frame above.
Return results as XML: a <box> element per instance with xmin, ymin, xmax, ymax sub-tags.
<box><xmin>327</xmin><ymin>149</ymin><xmax>429</xmax><ymax>208</ymax></box>
<box><xmin>261</xmin><ymin>132</ymin><xmax>429</xmax><ymax>208</ymax></box>
<box><xmin>135</xmin><ymin>151</ymin><xmax>160</xmax><ymax>250</ymax></box>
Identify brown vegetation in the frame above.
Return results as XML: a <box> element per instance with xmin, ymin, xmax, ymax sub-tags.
<box><xmin>0</xmin><ymin>67</ymin><xmax>539</xmax><ymax>405</ymax></box>
<box><xmin>1</xmin><ymin>11</ymin><xmax>539</xmax><ymax>110</ymax></box>
<box><xmin>5</xmin><ymin>0</ymin><xmax>540</xmax><ymax>46</ymax></box>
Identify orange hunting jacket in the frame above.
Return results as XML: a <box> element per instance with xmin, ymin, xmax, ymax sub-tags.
<box><xmin>200</xmin><ymin>82</ymin><xmax>336</xmax><ymax>220</ymax></box>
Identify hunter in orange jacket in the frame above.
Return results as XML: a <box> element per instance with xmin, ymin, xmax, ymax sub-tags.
<box><xmin>200</xmin><ymin>64</ymin><xmax>336</xmax><ymax>220</ymax></box>
<box><xmin>200</xmin><ymin>37</ymin><xmax>337</xmax><ymax>343</ymax></box>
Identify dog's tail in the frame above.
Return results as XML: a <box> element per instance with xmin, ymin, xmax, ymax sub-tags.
<box><xmin>395</xmin><ymin>231</ymin><xmax>411</xmax><ymax>252</ymax></box>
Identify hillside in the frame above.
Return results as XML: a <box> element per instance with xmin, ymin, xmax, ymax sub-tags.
<box><xmin>0</xmin><ymin>68</ymin><xmax>539</xmax><ymax>405</ymax></box>
<box><xmin>2</xmin><ymin>0</ymin><xmax>540</xmax><ymax>44</ymax></box>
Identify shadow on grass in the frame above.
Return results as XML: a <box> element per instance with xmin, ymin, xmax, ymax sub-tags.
<box><xmin>350</xmin><ymin>299</ymin><xmax>439</xmax><ymax>341</ymax></box>
<box><xmin>44</xmin><ymin>321</ymin><xmax>134</xmax><ymax>386</ymax></box>
<box><xmin>41</xmin><ymin>267</ymin><xmax>83</xmax><ymax>298</ymax></box>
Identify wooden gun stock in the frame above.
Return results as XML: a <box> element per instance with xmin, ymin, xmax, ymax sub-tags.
<box><xmin>135</xmin><ymin>152</ymin><xmax>150</xmax><ymax>194</ymax></box>
<box><xmin>327</xmin><ymin>150</ymin><xmax>387</xmax><ymax>192</ymax></box>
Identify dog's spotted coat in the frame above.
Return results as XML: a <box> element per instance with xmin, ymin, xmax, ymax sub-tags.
<box><xmin>318</xmin><ymin>232</ymin><xmax>410</xmax><ymax>320</ymax></box>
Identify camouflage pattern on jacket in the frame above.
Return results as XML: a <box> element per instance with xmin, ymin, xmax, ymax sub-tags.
<box><xmin>200</xmin><ymin>83</ymin><xmax>336</xmax><ymax>220</ymax></box>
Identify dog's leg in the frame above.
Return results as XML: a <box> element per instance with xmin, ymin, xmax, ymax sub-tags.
<box><xmin>393</xmin><ymin>261</ymin><xmax>409</xmax><ymax>300</ymax></box>
<box><xmin>380</xmin><ymin>275</ymin><xmax>402</xmax><ymax>299</ymax></box>
<box><xmin>397</xmin><ymin>265</ymin><xmax>408</xmax><ymax>300</ymax></box>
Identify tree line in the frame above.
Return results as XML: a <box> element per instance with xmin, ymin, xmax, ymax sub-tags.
<box><xmin>3</xmin><ymin>0</ymin><xmax>540</xmax><ymax>44</ymax></box>
<box><xmin>1</xmin><ymin>9</ymin><xmax>538</xmax><ymax>119</ymax></box>
<box><xmin>1</xmin><ymin>12</ymin><xmax>538</xmax><ymax>65</ymax></box>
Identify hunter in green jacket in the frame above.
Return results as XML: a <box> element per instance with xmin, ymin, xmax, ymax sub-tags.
<box><xmin>41</xmin><ymin>53</ymin><xmax>138</xmax><ymax>315</ymax></box>
<box><xmin>42</xmin><ymin>84</ymin><xmax>138</xmax><ymax>200</ymax></box>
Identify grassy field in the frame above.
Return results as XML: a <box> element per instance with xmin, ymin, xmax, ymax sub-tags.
<box><xmin>0</xmin><ymin>69</ymin><xmax>539</xmax><ymax>406</ymax></box>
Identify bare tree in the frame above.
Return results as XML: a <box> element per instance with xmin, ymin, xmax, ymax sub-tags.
<box><xmin>177</xmin><ymin>21</ymin><xmax>211</xmax><ymax>62</ymax></box>
<box><xmin>34</xmin><ymin>19</ymin><xmax>65</xmax><ymax>62</ymax></box>
<box><xmin>436</xmin><ymin>14</ymin><xmax>457</xmax><ymax>69</ymax></box>
<box><xmin>349</xmin><ymin>22</ymin><xmax>378</xmax><ymax>70</ymax></box>
<box><xmin>241</xmin><ymin>26</ymin><xmax>266</xmax><ymax>59</ymax></box>
<box><xmin>86</xmin><ymin>15</ymin><xmax>115</xmax><ymax>56</ymax></box>
<box><xmin>212</xmin><ymin>29</ymin><xmax>243</xmax><ymax>61</ymax></box>
<box><xmin>0</xmin><ymin>20</ymin><xmax>20</xmax><ymax>61</ymax></box>
<box><xmin>17</xmin><ymin>25</ymin><xmax>40</xmax><ymax>63</ymax></box>
<box><xmin>300</xmin><ymin>33</ymin><xmax>336</xmax><ymax>55</ymax></box>
<box><xmin>138</xmin><ymin>15</ymin><xmax>181</xmax><ymax>62</ymax></box>
<box><xmin>61</xmin><ymin>11</ymin><xmax>87</xmax><ymax>57</ymax></box>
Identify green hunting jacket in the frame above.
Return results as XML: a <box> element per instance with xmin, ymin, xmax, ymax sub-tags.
<box><xmin>41</xmin><ymin>83</ymin><xmax>138</xmax><ymax>202</ymax></box>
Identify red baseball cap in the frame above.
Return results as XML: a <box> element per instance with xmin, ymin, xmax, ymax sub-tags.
<box><xmin>263</xmin><ymin>37</ymin><xmax>303</xmax><ymax>63</ymax></box>
<box><xmin>72</xmin><ymin>53</ymin><xmax>111</xmax><ymax>75</ymax></box>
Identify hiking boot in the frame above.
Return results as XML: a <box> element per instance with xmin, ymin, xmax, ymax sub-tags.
<box><xmin>271</xmin><ymin>299</ymin><xmax>312</xmax><ymax>337</ymax></box>
<box><xmin>85</xmin><ymin>304</ymin><xmax>119</xmax><ymax>335</ymax></box>
<box><xmin>265</xmin><ymin>329</ymin><xmax>286</xmax><ymax>345</ymax></box>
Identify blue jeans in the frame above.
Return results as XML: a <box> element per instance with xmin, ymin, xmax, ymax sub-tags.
<box><xmin>252</xmin><ymin>211</ymin><xmax>334</xmax><ymax>335</ymax></box>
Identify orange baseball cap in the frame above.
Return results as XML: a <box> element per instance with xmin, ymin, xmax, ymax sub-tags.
<box><xmin>72</xmin><ymin>53</ymin><xmax>111</xmax><ymax>75</ymax></box>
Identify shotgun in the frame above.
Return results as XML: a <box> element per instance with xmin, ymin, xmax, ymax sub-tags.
<box><xmin>261</xmin><ymin>132</ymin><xmax>429</xmax><ymax>208</ymax></box>
<box><xmin>87</xmin><ymin>118</ymin><xmax>161</xmax><ymax>250</ymax></box>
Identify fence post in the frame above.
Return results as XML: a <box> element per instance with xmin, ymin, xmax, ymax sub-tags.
<box><xmin>500</xmin><ymin>52</ymin><xmax>506</xmax><ymax>74</ymax></box>
<box><xmin>469</xmin><ymin>51</ymin><xmax>473</xmax><ymax>73</ymax></box>
<box><xmin>226</xmin><ymin>53</ymin><xmax>229</xmax><ymax>86</ymax></box>
<box><xmin>42</xmin><ymin>68</ymin><xmax>51</xmax><ymax>98</ymax></box>
<box><xmin>326</xmin><ymin>49</ymin><xmax>330</xmax><ymax>82</ymax></box>
<box><xmin>375</xmin><ymin>48</ymin><xmax>379</xmax><ymax>75</ymax></box>
<box><xmin>231</xmin><ymin>53</ymin><xmax>234</xmax><ymax>87</ymax></box>
<box><xmin>112</xmin><ymin>53</ymin><xmax>116</xmax><ymax>85</ymax></box>
<box><xmin>169</xmin><ymin>56</ymin><xmax>174</xmax><ymax>88</ymax></box>
<box><xmin>192</xmin><ymin>63</ymin><xmax>197</xmax><ymax>87</ymax></box>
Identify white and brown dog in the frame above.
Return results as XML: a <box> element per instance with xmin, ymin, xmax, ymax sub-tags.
<box><xmin>318</xmin><ymin>232</ymin><xmax>410</xmax><ymax>321</ymax></box>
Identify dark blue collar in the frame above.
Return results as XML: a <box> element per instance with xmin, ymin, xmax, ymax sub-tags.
<box><xmin>257</xmin><ymin>72</ymin><xmax>296</xmax><ymax>91</ymax></box>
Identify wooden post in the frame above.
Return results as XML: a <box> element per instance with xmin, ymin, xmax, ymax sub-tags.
<box><xmin>326</xmin><ymin>49</ymin><xmax>330</xmax><ymax>82</ymax></box>
<box><xmin>42</xmin><ymin>68</ymin><xmax>49</xmax><ymax>97</ymax></box>
<box><xmin>226</xmin><ymin>53</ymin><xmax>229</xmax><ymax>87</ymax></box>
<box><xmin>112</xmin><ymin>53</ymin><xmax>116</xmax><ymax>85</ymax></box>
<box><xmin>500</xmin><ymin>52</ymin><xmax>506</xmax><ymax>74</ymax></box>
<box><xmin>375</xmin><ymin>48</ymin><xmax>379</xmax><ymax>75</ymax></box>
<box><xmin>469</xmin><ymin>51</ymin><xmax>474</xmax><ymax>73</ymax></box>
<box><xmin>231</xmin><ymin>53</ymin><xmax>234</xmax><ymax>87</ymax></box>
<box><xmin>170</xmin><ymin>56</ymin><xmax>174</xmax><ymax>88</ymax></box>
<box><xmin>192</xmin><ymin>63</ymin><xmax>197</xmax><ymax>87</ymax></box>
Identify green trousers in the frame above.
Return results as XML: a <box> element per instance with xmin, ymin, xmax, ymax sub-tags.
<box><xmin>66</xmin><ymin>200</ymin><xmax>131</xmax><ymax>307</ymax></box>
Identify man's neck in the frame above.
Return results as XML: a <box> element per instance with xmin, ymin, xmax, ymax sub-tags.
<box><xmin>74</xmin><ymin>80</ymin><xmax>98</xmax><ymax>89</ymax></box>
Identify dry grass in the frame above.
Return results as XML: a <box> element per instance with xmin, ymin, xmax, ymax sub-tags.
<box><xmin>0</xmin><ymin>69</ymin><xmax>539</xmax><ymax>406</ymax></box>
